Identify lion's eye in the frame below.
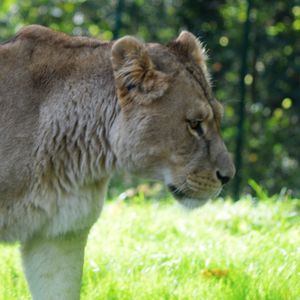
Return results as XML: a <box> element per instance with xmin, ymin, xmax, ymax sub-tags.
<box><xmin>188</xmin><ymin>120</ymin><xmax>204</xmax><ymax>136</ymax></box>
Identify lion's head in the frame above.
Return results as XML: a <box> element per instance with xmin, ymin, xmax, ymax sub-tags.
<box><xmin>111</xmin><ymin>31</ymin><xmax>235</xmax><ymax>208</ymax></box>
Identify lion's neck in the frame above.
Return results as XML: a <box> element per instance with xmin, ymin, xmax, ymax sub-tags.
<box><xmin>34</xmin><ymin>71</ymin><xmax>121</xmax><ymax>194</ymax></box>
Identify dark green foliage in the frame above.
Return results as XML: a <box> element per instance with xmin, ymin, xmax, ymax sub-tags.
<box><xmin>1</xmin><ymin>0</ymin><xmax>299</xmax><ymax>196</ymax></box>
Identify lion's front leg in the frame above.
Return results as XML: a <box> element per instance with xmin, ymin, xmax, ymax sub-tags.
<box><xmin>21</xmin><ymin>229</ymin><xmax>89</xmax><ymax>300</ymax></box>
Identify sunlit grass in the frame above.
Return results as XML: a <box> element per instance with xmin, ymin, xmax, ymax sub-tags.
<box><xmin>0</xmin><ymin>195</ymin><xmax>299</xmax><ymax>300</ymax></box>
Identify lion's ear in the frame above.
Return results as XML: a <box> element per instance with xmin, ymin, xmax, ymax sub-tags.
<box><xmin>171</xmin><ymin>31</ymin><xmax>209</xmax><ymax>77</ymax></box>
<box><xmin>111</xmin><ymin>36</ymin><xmax>169</xmax><ymax>106</ymax></box>
<box><xmin>175</xmin><ymin>31</ymin><xmax>207</xmax><ymax>66</ymax></box>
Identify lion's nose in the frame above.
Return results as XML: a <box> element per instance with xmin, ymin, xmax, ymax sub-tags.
<box><xmin>216</xmin><ymin>170</ymin><xmax>231</xmax><ymax>185</ymax></box>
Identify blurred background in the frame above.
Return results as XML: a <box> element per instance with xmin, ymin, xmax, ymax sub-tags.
<box><xmin>0</xmin><ymin>0</ymin><xmax>299</xmax><ymax>200</ymax></box>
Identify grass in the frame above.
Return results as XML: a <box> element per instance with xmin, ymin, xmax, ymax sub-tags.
<box><xmin>0</xmin><ymin>193</ymin><xmax>299</xmax><ymax>300</ymax></box>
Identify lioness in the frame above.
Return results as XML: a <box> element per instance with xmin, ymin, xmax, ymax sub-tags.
<box><xmin>0</xmin><ymin>25</ymin><xmax>235</xmax><ymax>299</ymax></box>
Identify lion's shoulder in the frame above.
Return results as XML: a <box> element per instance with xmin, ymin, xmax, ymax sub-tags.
<box><xmin>0</xmin><ymin>25</ymin><xmax>113</xmax><ymax>90</ymax></box>
<box><xmin>14</xmin><ymin>24</ymin><xmax>61</xmax><ymax>44</ymax></box>
<box><xmin>0</xmin><ymin>25</ymin><xmax>110</xmax><ymax>66</ymax></box>
<box><xmin>3</xmin><ymin>25</ymin><xmax>103</xmax><ymax>49</ymax></box>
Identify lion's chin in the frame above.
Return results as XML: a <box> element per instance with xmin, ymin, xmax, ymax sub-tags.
<box><xmin>168</xmin><ymin>184</ymin><xmax>222</xmax><ymax>210</ymax></box>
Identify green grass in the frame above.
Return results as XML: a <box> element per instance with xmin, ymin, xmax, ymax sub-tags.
<box><xmin>0</xmin><ymin>195</ymin><xmax>299</xmax><ymax>300</ymax></box>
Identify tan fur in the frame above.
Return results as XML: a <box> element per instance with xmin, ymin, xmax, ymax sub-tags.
<box><xmin>0</xmin><ymin>25</ymin><xmax>234</xmax><ymax>298</ymax></box>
